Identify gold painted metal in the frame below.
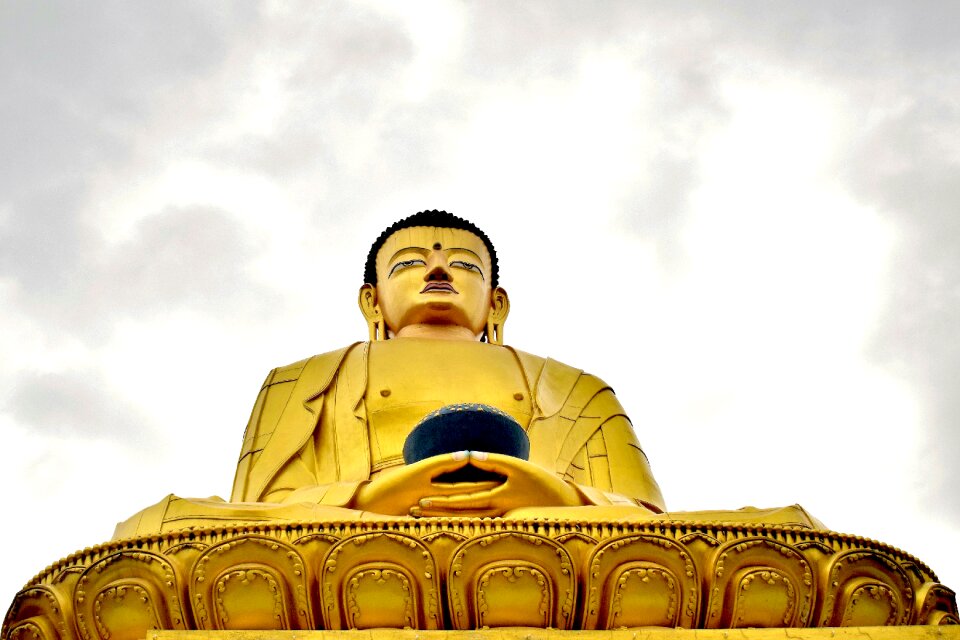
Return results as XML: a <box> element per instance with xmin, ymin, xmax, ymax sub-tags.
<box><xmin>3</xmin><ymin>219</ymin><xmax>957</xmax><ymax>638</ymax></box>
<box><xmin>4</xmin><ymin>519</ymin><xmax>958</xmax><ymax>639</ymax></box>
<box><xmin>230</xmin><ymin>226</ymin><xmax>665</xmax><ymax>517</ymax></box>
<box><xmin>149</xmin><ymin>628</ymin><xmax>960</xmax><ymax>640</ymax></box>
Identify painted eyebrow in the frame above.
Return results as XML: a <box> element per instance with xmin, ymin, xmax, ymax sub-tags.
<box><xmin>445</xmin><ymin>247</ymin><xmax>485</xmax><ymax>264</ymax></box>
<box><xmin>387</xmin><ymin>247</ymin><xmax>429</xmax><ymax>264</ymax></box>
<box><xmin>386</xmin><ymin>246</ymin><xmax>485</xmax><ymax>266</ymax></box>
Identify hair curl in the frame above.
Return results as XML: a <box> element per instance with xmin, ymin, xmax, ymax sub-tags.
<box><xmin>363</xmin><ymin>210</ymin><xmax>499</xmax><ymax>287</ymax></box>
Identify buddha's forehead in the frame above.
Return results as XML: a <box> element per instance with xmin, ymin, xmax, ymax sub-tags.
<box><xmin>376</xmin><ymin>226</ymin><xmax>491</xmax><ymax>269</ymax></box>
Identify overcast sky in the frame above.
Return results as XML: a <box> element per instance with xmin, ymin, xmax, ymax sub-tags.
<box><xmin>2</xmin><ymin>1</ymin><xmax>959</xmax><ymax>608</ymax></box>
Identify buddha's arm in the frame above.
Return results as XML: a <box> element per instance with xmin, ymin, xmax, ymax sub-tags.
<box><xmin>260</xmin><ymin>452</ymin><xmax>364</xmax><ymax>506</ymax></box>
<box><xmin>533</xmin><ymin>373</ymin><xmax>664</xmax><ymax>512</ymax></box>
<box><xmin>231</xmin><ymin>357</ymin><xmax>366</xmax><ymax>506</ymax></box>
<box><xmin>246</xmin><ymin>388</ymin><xmax>336</xmax><ymax>503</ymax></box>
<box><xmin>565</xmin><ymin>413</ymin><xmax>665</xmax><ymax>512</ymax></box>
<box><xmin>231</xmin><ymin>368</ymin><xmax>296</xmax><ymax>502</ymax></box>
<box><xmin>495</xmin><ymin>414</ymin><xmax>666</xmax><ymax>520</ymax></box>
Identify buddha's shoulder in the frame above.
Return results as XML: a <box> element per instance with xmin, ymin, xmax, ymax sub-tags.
<box><xmin>262</xmin><ymin>343</ymin><xmax>362</xmax><ymax>388</ymax></box>
<box><xmin>508</xmin><ymin>347</ymin><xmax>581</xmax><ymax>378</ymax></box>
<box><xmin>506</xmin><ymin>347</ymin><xmax>547</xmax><ymax>374</ymax></box>
<box><xmin>506</xmin><ymin>348</ymin><xmax>622</xmax><ymax>417</ymax></box>
<box><xmin>509</xmin><ymin>347</ymin><xmax>614</xmax><ymax>394</ymax></box>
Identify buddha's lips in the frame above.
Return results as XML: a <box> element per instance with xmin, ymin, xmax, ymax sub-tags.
<box><xmin>421</xmin><ymin>283</ymin><xmax>457</xmax><ymax>294</ymax></box>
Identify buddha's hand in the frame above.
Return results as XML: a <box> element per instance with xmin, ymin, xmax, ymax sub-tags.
<box><xmin>410</xmin><ymin>451</ymin><xmax>584</xmax><ymax>518</ymax></box>
<box><xmin>351</xmin><ymin>451</ymin><xmax>502</xmax><ymax>516</ymax></box>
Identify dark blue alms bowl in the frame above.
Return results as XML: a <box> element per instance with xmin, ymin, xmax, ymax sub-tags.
<box><xmin>403</xmin><ymin>403</ymin><xmax>530</xmax><ymax>482</ymax></box>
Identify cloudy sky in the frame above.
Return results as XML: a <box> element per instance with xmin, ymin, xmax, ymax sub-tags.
<box><xmin>2</xmin><ymin>1</ymin><xmax>959</xmax><ymax>608</ymax></box>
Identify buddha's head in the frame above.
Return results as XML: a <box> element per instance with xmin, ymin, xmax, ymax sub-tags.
<box><xmin>359</xmin><ymin>210</ymin><xmax>509</xmax><ymax>343</ymax></box>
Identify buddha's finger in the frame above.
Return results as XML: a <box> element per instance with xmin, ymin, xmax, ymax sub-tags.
<box><xmin>467</xmin><ymin>451</ymin><xmax>540</xmax><ymax>476</ymax></box>
<box><xmin>418</xmin><ymin>491</ymin><xmax>496</xmax><ymax>511</ymax></box>
<box><xmin>406</xmin><ymin>451</ymin><xmax>473</xmax><ymax>479</ymax></box>
<box><xmin>410</xmin><ymin>505</ymin><xmax>500</xmax><ymax>518</ymax></box>
<box><xmin>428</xmin><ymin>480</ymin><xmax>501</xmax><ymax>492</ymax></box>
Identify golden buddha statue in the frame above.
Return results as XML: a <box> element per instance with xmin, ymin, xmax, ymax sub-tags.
<box><xmin>115</xmin><ymin>210</ymin><xmax>817</xmax><ymax>535</ymax></box>
<box><xmin>232</xmin><ymin>211</ymin><xmax>665</xmax><ymax>517</ymax></box>
<box><xmin>6</xmin><ymin>211</ymin><xmax>957</xmax><ymax>639</ymax></box>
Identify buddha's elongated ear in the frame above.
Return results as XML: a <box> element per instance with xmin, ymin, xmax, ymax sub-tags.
<box><xmin>486</xmin><ymin>287</ymin><xmax>510</xmax><ymax>345</ymax></box>
<box><xmin>358</xmin><ymin>284</ymin><xmax>385</xmax><ymax>341</ymax></box>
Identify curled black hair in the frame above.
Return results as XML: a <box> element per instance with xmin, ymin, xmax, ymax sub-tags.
<box><xmin>363</xmin><ymin>210</ymin><xmax>499</xmax><ymax>287</ymax></box>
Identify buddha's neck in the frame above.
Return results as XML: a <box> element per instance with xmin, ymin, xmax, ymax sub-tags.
<box><xmin>391</xmin><ymin>324</ymin><xmax>481</xmax><ymax>341</ymax></box>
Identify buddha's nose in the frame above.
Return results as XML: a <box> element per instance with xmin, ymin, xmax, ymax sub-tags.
<box><xmin>424</xmin><ymin>253</ymin><xmax>452</xmax><ymax>281</ymax></box>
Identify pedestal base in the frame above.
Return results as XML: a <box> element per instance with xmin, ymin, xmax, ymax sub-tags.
<box><xmin>4</xmin><ymin>518</ymin><xmax>957</xmax><ymax>640</ymax></box>
<box><xmin>152</xmin><ymin>628</ymin><xmax>960</xmax><ymax>640</ymax></box>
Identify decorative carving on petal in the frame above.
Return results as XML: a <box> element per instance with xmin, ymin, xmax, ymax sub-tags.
<box><xmin>915</xmin><ymin>582</ymin><xmax>960</xmax><ymax>625</ymax></box>
<box><xmin>842</xmin><ymin>580</ymin><xmax>899</xmax><ymax>626</ymax></box>
<box><xmin>448</xmin><ymin>532</ymin><xmax>575</xmax><ymax>630</ymax></box>
<box><xmin>6</xmin><ymin>619</ymin><xmax>58</xmax><ymax>640</ymax></box>
<box><xmin>52</xmin><ymin>568</ymin><xmax>84</xmax><ymax>588</ymax></box>
<box><xmin>421</xmin><ymin>531</ymin><xmax>468</xmax><ymax>544</ymax></box>
<box><xmin>731</xmin><ymin>569</ymin><xmax>797</xmax><ymax>627</ymax></box>
<box><xmin>344</xmin><ymin>566</ymin><xmax>417</xmax><ymax>629</ymax></box>
<box><xmin>4</xmin><ymin>587</ymin><xmax>71</xmax><ymax>640</ymax></box>
<box><xmin>162</xmin><ymin>543</ymin><xmax>206</xmax><ymax>556</ymax></box>
<box><xmin>74</xmin><ymin>552</ymin><xmax>184</xmax><ymax>640</ymax></box>
<box><xmin>92</xmin><ymin>582</ymin><xmax>161</xmax><ymax>640</ymax></box>
<box><xmin>191</xmin><ymin>537</ymin><xmax>309</xmax><ymax>631</ymax></box>
<box><xmin>794</xmin><ymin>541</ymin><xmax>835</xmax><ymax>555</ymax></box>
<box><xmin>818</xmin><ymin>549</ymin><xmax>912</xmax><ymax>627</ymax></box>
<box><xmin>555</xmin><ymin>532</ymin><xmax>599</xmax><ymax>577</ymax></box>
<box><xmin>320</xmin><ymin>532</ymin><xmax>440</xmax><ymax>630</ymax></box>
<box><xmin>213</xmin><ymin>567</ymin><xmax>287</xmax><ymax>630</ymax></box>
<box><xmin>678</xmin><ymin>531</ymin><xmax>721</xmax><ymax>547</ymax></box>
<box><xmin>706</xmin><ymin>538</ymin><xmax>813</xmax><ymax>628</ymax></box>
<box><xmin>293</xmin><ymin>533</ymin><xmax>340</xmax><ymax>547</ymax></box>
<box><xmin>585</xmin><ymin>534</ymin><xmax>698</xmax><ymax>629</ymax></box>
<box><xmin>476</xmin><ymin>564</ymin><xmax>551</xmax><ymax>629</ymax></box>
<box><xmin>420</xmin><ymin>530</ymin><xmax>469</xmax><ymax>583</ymax></box>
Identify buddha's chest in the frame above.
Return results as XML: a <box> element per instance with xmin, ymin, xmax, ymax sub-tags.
<box><xmin>364</xmin><ymin>340</ymin><xmax>533</xmax><ymax>470</ymax></box>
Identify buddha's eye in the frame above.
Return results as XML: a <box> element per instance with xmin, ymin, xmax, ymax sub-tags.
<box><xmin>388</xmin><ymin>259</ymin><xmax>426</xmax><ymax>277</ymax></box>
<box><xmin>450</xmin><ymin>260</ymin><xmax>484</xmax><ymax>279</ymax></box>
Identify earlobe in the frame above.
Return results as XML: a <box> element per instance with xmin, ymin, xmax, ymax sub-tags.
<box><xmin>358</xmin><ymin>284</ymin><xmax>385</xmax><ymax>341</ymax></box>
<box><xmin>486</xmin><ymin>287</ymin><xmax>510</xmax><ymax>345</ymax></box>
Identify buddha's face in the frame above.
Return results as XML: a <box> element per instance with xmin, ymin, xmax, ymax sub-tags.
<box><xmin>375</xmin><ymin>226</ymin><xmax>493</xmax><ymax>338</ymax></box>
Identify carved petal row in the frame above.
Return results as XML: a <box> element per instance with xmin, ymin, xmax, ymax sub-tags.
<box><xmin>4</xmin><ymin>521</ymin><xmax>958</xmax><ymax>639</ymax></box>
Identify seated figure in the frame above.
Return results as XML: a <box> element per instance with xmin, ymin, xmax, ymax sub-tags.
<box><xmin>232</xmin><ymin>209</ymin><xmax>664</xmax><ymax>517</ymax></box>
<box><xmin>115</xmin><ymin>210</ymin><xmax>818</xmax><ymax>536</ymax></box>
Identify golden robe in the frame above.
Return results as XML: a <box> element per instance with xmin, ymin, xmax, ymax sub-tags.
<box><xmin>230</xmin><ymin>342</ymin><xmax>666</xmax><ymax>512</ymax></box>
